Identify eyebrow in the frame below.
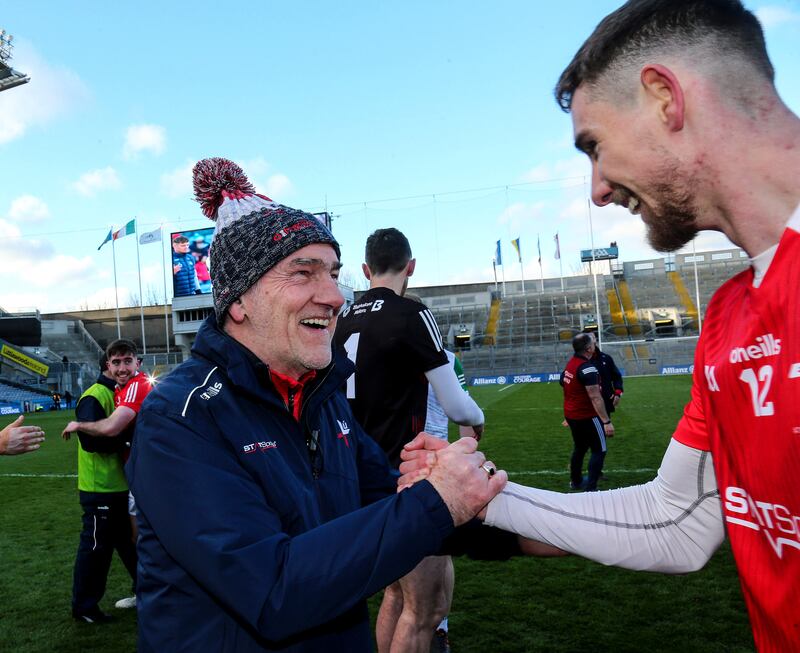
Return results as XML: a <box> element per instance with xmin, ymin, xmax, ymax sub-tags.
<box><xmin>574</xmin><ymin>129</ymin><xmax>594</xmax><ymax>154</ymax></box>
<box><xmin>289</xmin><ymin>257</ymin><xmax>343</xmax><ymax>271</ymax></box>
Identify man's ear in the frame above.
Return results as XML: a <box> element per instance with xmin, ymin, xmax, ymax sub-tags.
<box><xmin>227</xmin><ymin>298</ymin><xmax>247</xmax><ymax>324</ymax></box>
<box><xmin>361</xmin><ymin>263</ymin><xmax>372</xmax><ymax>280</ymax></box>
<box><xmin>406</xmin><ymin>258</ymin><xmax>416</xmax><ymax>277</ymax></box>
<box><xmin>640</xmin><ymin>64</ymin><xmax>685</xmax><ymax>132</ymax></box>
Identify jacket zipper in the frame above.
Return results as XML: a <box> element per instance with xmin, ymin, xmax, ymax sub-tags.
<box><xmin>300</xmin><ymin>364</ymin><xmax>335</xmax><ymax>480</ymax></box>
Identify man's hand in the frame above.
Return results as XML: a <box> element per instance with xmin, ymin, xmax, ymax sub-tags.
<box><xmin>173</xmin><ymin>263</ymin><xmax>182</xmax><ymax>275</ymax></box>
<box><xmin>402</xmin><ymin>437</ymin><xmax>507</xmax><ymax>526</ymax></box>
<box><xmin>612</xmin><ymin>395</ymin><xmax>621</xmax><ymax>408</ymax></box>
<box><xmin>603</xmin><ymin>422</ymin><xmax>615</xmax><ymax>437</ymax></box>
<box><xmin>0</xmin><ymin>416</ymin><xmax>45</xmax><ymax>455</ymax></box>
<box><xmin>61</xmin><ymin>421</ymin><xmax>81</xmax><ymax>441</ymax></box>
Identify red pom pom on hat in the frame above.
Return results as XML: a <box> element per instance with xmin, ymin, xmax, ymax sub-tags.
<box><xmin>192</xmin><ymin>157</ymin><xmax>258</xmax><ymax>220</ymax></box>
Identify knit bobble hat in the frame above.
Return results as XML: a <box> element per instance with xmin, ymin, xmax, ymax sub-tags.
<box><xmin>192</xmin><ymin>157</ymin><xmax>340</xmax><ymax>322</ymax></box>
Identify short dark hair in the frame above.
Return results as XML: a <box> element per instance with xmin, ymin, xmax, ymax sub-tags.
<box><xmin>106</xmin><ymin>338</ymin><xmax>138</xmax><ymax>360</ymax></box>
<box><xmin>365</xmin><ymin>228</ymin><xmax>412</xmax><ymax>275</ymax></box>
<box><xmin>172</xmin><ymin>235</ymin><xmax>189</xmax><ymax>244</ymax></box>
<box><xmin>572</xmin><ymin>332</ymin><xmax>594</xmax><ymax>354</ymax></box>
<box><xmin>555</xmin><ymin>0</ymin><xmax>773</xmax><ymax>112</ymax></box>
<box><xmin>98</xmin><ymin>353</ymin><xmax>108</xmax><ymax>371</ymax></box>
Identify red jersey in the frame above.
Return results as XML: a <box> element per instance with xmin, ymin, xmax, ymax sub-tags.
<box><xmin>115</xmin><ymin>372</ymin><xmax>152</xmax><ymax>443</ymax></box>
<box><xmin>561</xmin><ymin>354</ymin><xmax>600</xmax><ymax>420</ymax></box>
<box><xmin>673</xmin><ymin>212</ymin><xmax>800</xmax><ymax>651</ymax></box>
<box><xmin>115</xmin><ymin>372</ymin><xmax>152</xmax><ymax>413</ymax></box>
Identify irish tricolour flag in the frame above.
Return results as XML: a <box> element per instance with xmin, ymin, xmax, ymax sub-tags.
<box><xmin>98</xmin><ymin>219</ymin><xmax>135</xmax><ymax>250</ymax></box>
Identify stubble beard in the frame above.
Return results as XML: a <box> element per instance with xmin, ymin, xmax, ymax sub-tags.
<box><xmin>642</xmin><ymin>159</ymin><xmax>701</xmax><ymax>253</ymax></box>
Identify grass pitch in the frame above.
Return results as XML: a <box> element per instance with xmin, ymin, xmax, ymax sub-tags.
<box><xmin>0</xmin><ymin>376</ymin><xmax>754</xmax><ymax>652</ymax></box>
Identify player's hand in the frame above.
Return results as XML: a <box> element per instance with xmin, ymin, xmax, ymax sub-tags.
<box><xmin>603</xmin><ymin>422</ymin><xmax>615</xmax><ymax>437</ymax></box>
<box><xmin>470</xmin><ymin>423</ymin><xmax>484</xmax><ymax>441</ymax></box>
<box><xmin>0</xmin><ymin>416</ymin><xmax>45</xmax><ymax>455</ymax></box>
<box><xmin>61</xmin><ymin>421</ymin><xmax>81</xmax><ymax>441</ymax></box>
<box><xmin>612</xmin><ymin>395</ymin><xmax>621</xmax><ymax>408</ymax></box>
<box><xmin>425</xmin><ymin>437</ymin><xmax>507</xmax><ymax>526</ymax></box>
<box><xmin>398</xmin><ymin>432</ymin><xmax>448</xmax><ymax>484</ymax></box>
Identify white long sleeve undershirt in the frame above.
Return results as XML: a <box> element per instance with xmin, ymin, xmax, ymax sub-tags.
<box><xmin>485</xmin><ymin>439</ymin><xmax>725</xmax><ymax>573</ymax></box>
<box><xmin>424</xmin><ymin>363</ymin><xmax>484</xmax><ymax>427</ymax></box>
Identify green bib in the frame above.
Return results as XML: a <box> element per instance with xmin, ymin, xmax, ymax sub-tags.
<box><xmin>77</xmin><ymin>383</ymin><xmax>128</xmax><ymax>493</ymax></box>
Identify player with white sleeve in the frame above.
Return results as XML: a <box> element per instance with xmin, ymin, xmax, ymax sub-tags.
<box><xmin>401</xmin><ymin>2</ymin><xmax>800</xmax><ymax>650</ymax></box>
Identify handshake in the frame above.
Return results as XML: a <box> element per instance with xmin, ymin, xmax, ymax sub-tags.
<box><xmin>398</xmin><ymin>433</ymin><xmax>507</xmax><ymax>526</ymax></box>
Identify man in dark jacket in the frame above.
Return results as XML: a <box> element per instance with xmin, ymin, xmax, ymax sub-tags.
<box><xmin>588</xmin><ymin>333</ymin><xmax>624</xmax><ymax>417</ymax></box>
<box><xmin>128</xmin><ymin>158</ymin><xmax>506</xmax><ymax>653</ymax></box>
<box><xmin>171</xmin><ymin>234</ymin><xmax>200</xmax><ymax>296</ymax></box>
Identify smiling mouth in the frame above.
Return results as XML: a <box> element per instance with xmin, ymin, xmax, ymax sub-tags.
<box><xmin>299</xmin><ymin>317</ymin><xmax>332</xmax><ymax>330</ymax></box>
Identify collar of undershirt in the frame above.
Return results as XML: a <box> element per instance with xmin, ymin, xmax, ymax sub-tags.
<box><xmin>748</xmin><ymin>202</ymin><xmax>800</xmax><ymax>289</ymax></box>
<box><xmin>269</xmin><ymin>368</ymin><xmax>317</xmax><ymax>420</ymax></box>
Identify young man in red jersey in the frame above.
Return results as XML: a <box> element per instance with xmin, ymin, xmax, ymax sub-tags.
<box><xmin>400</xmin><ymin>2</ymin><xmax>800</xmax><ymax>650</ymax></box>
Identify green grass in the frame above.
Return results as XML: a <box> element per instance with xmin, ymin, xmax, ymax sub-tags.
<box><xmin>0</xmin><ymin>378</ymin><xmax>755</xmax><ymax>652</ymax></box>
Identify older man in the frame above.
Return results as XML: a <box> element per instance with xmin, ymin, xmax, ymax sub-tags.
<box><xmin>127</xmin><ymin>158</ymin><xmax>505</xmax><ymax>652</ymax></box>
<box><xmin>402</xmin><ymin>1</ymin><xmax>800</xmax><ymax>650</ymax></box>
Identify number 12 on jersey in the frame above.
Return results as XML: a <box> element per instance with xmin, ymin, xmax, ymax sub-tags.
<box><xmin>739</xmin><ymin>365</ymin><xmax>774</xmax><ymax>417</ymax></box>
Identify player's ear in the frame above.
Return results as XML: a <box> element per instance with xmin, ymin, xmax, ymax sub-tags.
<box><xmin>227</xmin><ymin>298</ymin><xmax>247</xmax><ymax>324</ymax></box>
<box><xmin>406</xmin><ymin>258</ymin><xmax>416</xmax><ymax>277</ymax></box>
<box><xmin>640</xmin><ymin>64</ymin><xmax>684</xmax><ymax>132</ymax></box>
<box><xmin>361</xmin><ymin>263</ymin><xmax>371</xmax><ymax>280</ymax></box>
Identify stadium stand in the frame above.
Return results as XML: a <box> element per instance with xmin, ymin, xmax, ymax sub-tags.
<box><xmin>408</xmin><ymin>246</ymin><xmax>749</xmax><ymax>381</ymax></box>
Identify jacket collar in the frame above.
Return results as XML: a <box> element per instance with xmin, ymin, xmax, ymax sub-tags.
<box><xmin>95</xmin><ymin>374</ymin><xmax>116</xmax><ymax>392</ymax></box>
<box><xmin>191</xmin><ymin>314</ymin><xmax>353</xmax><ymax>409</ymax></box>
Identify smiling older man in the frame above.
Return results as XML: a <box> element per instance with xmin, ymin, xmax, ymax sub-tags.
<box><xmin>127</xmin><ymin>158</ymin><xmax>506</xmax><ymax>653</ymax></box>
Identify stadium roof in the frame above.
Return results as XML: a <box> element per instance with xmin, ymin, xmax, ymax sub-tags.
<box><xmin>0</xmin><ymin>61</ymin><xmax>29</xmax><ymax>92</ymax></box>
<box><xmin>0</xmin><ymin>29</ymin><xmax>29</xmax><ymax>92</ymax></box>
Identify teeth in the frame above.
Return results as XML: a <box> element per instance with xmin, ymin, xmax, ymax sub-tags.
<box><xmin>628</xmin><ymin>196</ymin><xmax>640</xmax><ymax>214</ymax></box>
<box><xmin>300</xmin><ymin>318</ymin><xmax>330</xmax><ymax>328</ymax></box>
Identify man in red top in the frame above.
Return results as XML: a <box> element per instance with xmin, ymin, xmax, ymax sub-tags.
<box><xmin>63</xmin><ymin>339</ymin><xmax>152</xmax><ymax>445</ymax></box>
<box><xmin>401</xmin><ymin>1</ymin><xmax>800</xmax><ymax>649</ymax></box>
<box><xmin>561</xmin><ymin>333</ymin><xmax>614</xmax><ymax>491</ymax></box>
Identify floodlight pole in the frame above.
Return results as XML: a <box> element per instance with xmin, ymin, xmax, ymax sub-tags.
<box><xmin>587</xmin><ymin>196</ymin><xmax>603</xmax><ymax>349</ymax></box>
<box><xmin>160</xmin><ymin>225</ymin><xmax>170</xmax><ymax>355</ymax></box>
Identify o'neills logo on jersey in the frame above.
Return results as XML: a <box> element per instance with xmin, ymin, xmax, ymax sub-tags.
<box><xmin>724</xmin><ymin>486</ymin><xmax>800</xmax><ymax>558</ymax></box>
<box><xmin>729</xmin><ymin>333</ymin><xmax>781</xmax><ymax>364</ymax></box>
<box><xmin>273</xmin><ymin>220</ymin><xmax>315</xmax><ymax>242</ymax></box>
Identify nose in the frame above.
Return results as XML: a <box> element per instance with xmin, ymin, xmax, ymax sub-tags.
<box><xmin>590</xmin><ymin>161</ymin><xmax>614</xmax><ymax>207</ymax></box>
<box><xmin>317</xmin><ymin>275</ymin><xmax>345</xmax><ymax>312</ymax></box>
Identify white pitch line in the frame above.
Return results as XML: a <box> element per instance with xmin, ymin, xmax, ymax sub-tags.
<box><xmin>0</xmin><ymin>472</ymin><xmax>77</xmax><ymax>478</ymax></box>
<box><xmin>507</xmin><ymin>468</ymin><xmax>657</xmax><ymax>477</ymax></box>
<box><xmin>498</xmin><ymin>384</ymin><xmax>516</xmax><ymax>393</ymax></box>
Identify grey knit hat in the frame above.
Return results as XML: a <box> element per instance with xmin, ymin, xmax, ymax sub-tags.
<box><xmin>192</xmin><ymin>157</ymin><xmax>340</xmax><ymax>321</ymax></box>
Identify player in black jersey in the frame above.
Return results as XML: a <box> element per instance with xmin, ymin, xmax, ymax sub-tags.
<box><xmin>334</xmin><ymin>227</ymin><xmax>484</xmax><ymax>653</ymax></box>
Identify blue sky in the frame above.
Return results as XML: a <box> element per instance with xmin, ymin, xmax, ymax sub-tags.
<box><xmin>1</xmin><ymin>1</ymin><xmax>799</xmax><ymax>313</ymax></box>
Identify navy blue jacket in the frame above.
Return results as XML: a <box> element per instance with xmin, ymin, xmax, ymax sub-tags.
<box><xmin>172</xmin><ymin>250</ymin><xmax>198</xmax><ymax>296</ymax></box>
<box><xmin>128</xmin><ymin>316</ymin><xmax>454</xmax><ymax>652</ymax></box>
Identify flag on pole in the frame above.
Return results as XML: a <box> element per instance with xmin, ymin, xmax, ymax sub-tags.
<box><xmin>139</xmin><ymin>226</ymin><xmax>162</xmax><ymax>245</ymax></box>
<box><xmin>97</xmin><ymin>229</ymin><xmax>113</xmax><ymax>250</ymax></box>
<box><xmin>554</xmin><ymin>232</ymin><xmax>561</xmax><ymax>260</ymax></box>
<box><xmin>112</xmin><ymin>219</ymin><xmax>136</xmax><ymax>241</ymax></box>
<box><xmin>495</xmin><ymin>240</ymin><xmax>502</xmax><ymax>266</ymax></box>
<box><xmin>511</xmin><ymin>237</ymin><xmax>521</xmax><ymax>263</ymax></box>
<box><xmin>537</xmin><ymin>235</ymin><xmax>542</xmax><ymax>265</ymax></box>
